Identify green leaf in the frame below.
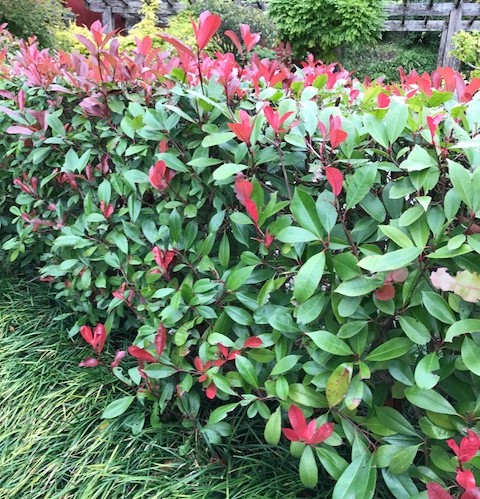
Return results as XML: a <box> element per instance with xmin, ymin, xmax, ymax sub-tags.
<box><xmin>375</xmin><ymin>406</ymin><xmax>419</xmax><ymax>437</ymax></box>
<box><xmin>101</xmin><ymin>395</ymin><xmax>135</xmax><ymax>419</ymax></box>
<box><xmin>123</xmin><ymin>169</ymin><xmax>149</xmax><ymax>185</ymax></box>
<box><xmin>421</xmin><ymin>291</ymin><xmax>456</xmax><ymax>324</ymax></box>
<box><xmin>264</xmin><ymin>407</ymin><xmax>281</xmax><ymax>445</ymax></box>
<box><xmin>400</xmin><ymin>145</ymin><xmax>438</xmax><ymax>172</ymax></box>
<box><xmin>212</xmin><ymin>163</ymin><xmax>249</xmax><ymax>180</ymax></box>
<box><xmin>365</xmin><ymin>338</ymin><xmax>413</xmax><ymax>362</ymax></box>
<box><xmin>404</xmin><ymin>386</ymin><xmax>458</xmax><ymax>415</ymax></box>
<box><xmin>398</xmin><ymin>316</ymin><xmax>431</xmax><ymax>345</ymax></box>
<box><xmin>270</xmin><ymin>355</ymin><xmax>301</xmax><ymax>376</ymax></box>
<box><xmin>276</xmin><ymin>227</ymin><xmax>318</xmax><ymax>243</ymax></box>
<box><xmin>445</xmin><ymin>319</ymin><xmax>480</xmax><ymax>342</ymax></box>
<box><xmin>235</xmin><ymin>355</ymin><xmax>259</xmax><ymax>388</ymax></box>
<box><xmin>306</xmin><ymin>331</ymin><xmax>353</xmax><ymax>356</ymax></box>
<box><xmin>389</xmin><ymin>445</ymin><xmax>420</xmax><ymax>475</ymax></box>
<box><xmin>224</xmin><ymin>306</ymin><xmax>253</xmax><ymax>326</ymax></box>
<box><xmin>414</xmin><ymin>353</ymin><xmax>440</xmax><ymax>390</ymax></box>
<box><xmin>226</xmin><ymin>266</ymin><xmax>255</xmax><ymax>291</ymax></box>
<box><xmin>293</xmin><ymin>252</ymin><xmax>326</xmax><ymax>304</ymax></box>
<box><xmin>291</xmin><ymin>189</ymin><xmax>323</xmax><ymax>236</ymax></box>
<box><xmin>379</xmin><ymin>225</ymin><xmax>414</xmax><ymax>249</ymax></box>
<box><xmin>461</xmin><ymin>337</ymin><xmax>480</xmax><ymax>376</ymax></box>
<box><xmin>326</xmin><ymin>363</ymin><xmax>353</xmax><ymax>407</ymax></box>
<box><xmin>346</xmin><ymin>164</ymin><xmax>377</xmax><ymax>210</ymax></box>
<box><xmin>315</xmin><ymin>447</ymin><xmax>349</xmax><ymax>480</ymax></box>
<box><xmin>364</xmin><ymin>114</ymin><xmax>389</xmax><ymax>149</ymax></box>
<box><xmin>335</xmin><ymin>276</ymin><xmax>384</xmax><ymax>297</ymax></box>
<box><xmin>448</xmin><ymin>159</ymin><xmax>473</xmax><ymax>209</ymax></box>
<box><xmin>385</xmin><ymin>102</ymin><xmax>408</xmax><ymax>144</ymax></box>
<box><xmin>333</xmin><ymin>455</ymin><xmax>376</xmax><ymax>499</ymax></box>
<box><xmin>208</xmin><ymin>403</ymin><xmax>239</xmax><ymax>424</ymax></box>
<box><xmin>202</xmin><ymin>132</ymin><xmax>236</xmax><ymax>147</ymax></box>
<box><xmin>288</xmin><ymin>383</ymin><xmax>327</xmax><ymax>408</ymax></box>
<box><xmin>299</xmin><ymin>446</ymin><xmax>318</xmax><ymax>489</ymax></box>
<box><xmin>358</xmin><ymin>248</ymin><xmax>422</xmax><ymax>273</ymax></box>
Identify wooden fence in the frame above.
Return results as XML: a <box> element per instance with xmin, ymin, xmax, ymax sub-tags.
<box><xmin>85</xmin><ymin>0</ymin><xmax>480</xmax><ymax>68</ymax></box>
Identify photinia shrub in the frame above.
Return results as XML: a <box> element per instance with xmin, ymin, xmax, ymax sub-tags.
<box><xmin>2</xmin><ymin>15</ymin><xmax>480</xmax><ymax>497</ymax></box>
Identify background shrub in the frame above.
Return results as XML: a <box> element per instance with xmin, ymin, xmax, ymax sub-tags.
<box><xmin>268</xmin><ymin>0</ymin><xmax>384</xmax><ymax>59</ymax></box>
<box><xmin>2</xmin><ymin>17</ymin><xmax>480</xmax><ymax>498</ymax></box>
<box><xmin>190</xmin><ymin>0</ymin><xmax>278</xmax><ymax>52</ymax></box>
<box><xmin>0</xmin><ymin>0</ymin><xmax>69</xmax><ymax>47</ymax></box>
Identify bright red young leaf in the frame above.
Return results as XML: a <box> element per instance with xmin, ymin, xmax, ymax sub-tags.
<box><xmin>78</xmin><ymin>357</ymin><xmax>100</xmax><ymax>368</ymax></box>
<box><xmin>243</xmin><ymin>337</ymin><xmax>263</xmax><ymax>348</ymax></box>
<box><xmin>110</xmin><ymin>350</ymin><xmax>126</xmax><ymax>368</ymax></box>
<box><xmin>100</xmin><ymin>200</ymin><xmax>114</xmax><ymax>219</ymax></box>
<box><xmin>447</xmin><ymin>430</ymin><xmax>480</xmax><ymax>464</ymax></box>
<box><xmin>264</xmin><ymin>230</ymin><xmax>275</xmax><ymax>249</ymax></box>
<box><xmin>462</xmin><ymin>488</ymin><xmax>480</xmax><ymax>499</ymax></box>
<box><xmin>234</xmin><ymin>173</ymin><xmax>259</xmax><ymax>225</ymax></box>
<box><xmin>377</xmin><ymin>93</ymin><xmax>390</xmax><ymax>108</ymax></box>
<box><xmin>426</xmin><ymin>482</ymin><xmax>453</xmax><ymax>499</ymax></box>
<box><xmin>128</xmin><ymin>345</ymin><xmax>157</xmax><ymax>363</ymax></box>
<box><xmin>329</xmin><ymin>115</ymin><xmax>348</xmax><ymax>148</ymax></box>
<box><xmin>457</xmin><ymin>470</ymin><xmax>477</xmax><ymax>491</ymax></box>
<box><xmin>386</xmin><ymin>268</ymin><xmax>409</xmax><ymax>283</ymax></box>
<box><xmin>155</xmin><ymin>324</ymin><xmax>167</xmax><ymax>357</ymax></box>
<box><xmin>153</xmin><ymin>246</ymin><xmax>176</xmax><ymax>275</ymax></box>
<box><xmin>206</xmin><ymin>383</ymin><xmax>217</xmax><ymax>399</ymax></box>
<box><xmin>427</xmin><ymin>114</ymin><xmax>445</xmax><ymax>144</ymax></box>
<box><xmin>227</xmin><ymin>110</ymin><xmax>253</xmax><ymax>146</ymax></box>
<box><xmin>159</xmin><ymin>34</ymin><xmax>194</xmax><ymax>58</ymax></box>
<box><xmin>282</xmin><ymin>405</ymin><xmax>334</xmax><ymax>445</ymax></box>
<box><xmin>224</xmin><ymin>30</ymin><xmax>243</xmax><ymax>54</ymax></box>
<box><xmin>325</xmin><ymin>167</ymin><xmax>344</xmax><ymax>197</ymax></box>
<box><xmin>149</xmin><ymin>160</ymin><xmax>176</xmax><ymax>192</ymax></box>
<box><xmin>191</xmin><ymin>11</ymin><xmax>221</xmax><ymax>51</ymax></box>
<box><xmin>263</xmin><ymin>105</ymin><xmax>294</xmax><ymax>134</ymax></box>
<box><xmin>80</xmin><ymin>323</ymin><xmax>106</xmax><ymax>354</ymax></box>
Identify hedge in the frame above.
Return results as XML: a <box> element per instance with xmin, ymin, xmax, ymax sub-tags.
<box><xmin>1</xmin><ymin>16</ymin><xmax>480</xmax><ymax>497</ymax></box>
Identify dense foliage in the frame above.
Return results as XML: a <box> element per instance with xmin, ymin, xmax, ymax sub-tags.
<box><xmin>0</xmin><ymin>0</ymin><xmax>69</xmax><ymax>48</ymax></box>
<box><xmin>2</xmin><ymin>16</ymin><xmax>480</xmax><ymax>498</ymax></box>
<box><xmin>190</xmin><ymin>0</ymin><xmax>278</xmax><ymax>53</ymax></box>
<box><xmin>453</xmin><ymin>30</ymin><xmax>480</xmax><ymax>78</ymax></box>
<box><xmin>268</xmin><ymin>0</ymin><xmax>385</xmax><ymax>58</ymax></box>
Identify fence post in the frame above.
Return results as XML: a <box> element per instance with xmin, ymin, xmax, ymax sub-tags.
<box><xmin>439</xmin><ymin>0</ymin><xmax>463</xmax><ymax>68</ymax></box>
<box><xmin>102</xmin><ymin>6</ymin><xmax>114</xmax><ymax>32</ymax></box>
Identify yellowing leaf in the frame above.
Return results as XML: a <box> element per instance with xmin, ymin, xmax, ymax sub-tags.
<box><xmin>431</xmin><ymin>267</ymin><xmax>480</xmax><ymax>303</ymax></box>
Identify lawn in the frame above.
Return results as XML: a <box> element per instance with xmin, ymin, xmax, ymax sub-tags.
<box><xmin>0</xmin><ymin>267</ymin><xmax>331</xmax><ymax>499</ymax></box>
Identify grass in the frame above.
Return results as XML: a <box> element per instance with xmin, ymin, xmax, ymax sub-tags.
<box><xmin>0</xmin><ymin>268</ymin><xmax>337</xmax><ymax>499</ymax></box>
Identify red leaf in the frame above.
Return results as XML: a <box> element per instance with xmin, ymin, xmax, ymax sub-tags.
<box><xmin>159</xmin><ymin>34</ymin><xmax>194</xmax><ymax>58</ymax></box>
<box><xmin>462</xmin><ymin>488</ymin><xmax>480</xmax><ymax>499</ymax></box>
<box><xmin>375</xmin><ymin>283</ymin><xmax>396</xmax><ymax>301</ymax></box>
<box><xmin>325</xmin><ymin>167</ymin><xmax>344</xmax><ymax>197</ymax></box>
<box><xmin>128</xmin><ymin>345</ymin><xmax>157</xmax><ymax>363</ymax></box>
<box><xmin>282</xmin><ymin>428</ymin><xmax>300</xmax><ymax>442</ymax></box>
<box><xmin>458</xmin><ymin>469</ymin><xmax>477</xmax><ymax>490</ymax></box>
<box><xmin>240</xmin><ymin>24</ymin><xmax>260</xmax><ymax>53</ymax></box>
<box><xmin>287</xmin><ymin>405</ymin><xmax>308</xmax><ymax>438</ymax></box>
<box><xmin>426</xmin><ymin>482</ymin><xmax>454</xmax><ymax>499</ymax></box>
<box><xmin>329</xmin><ymin>115</ymin><xmax>348</xmax><ymax>148</ymax></box>
<box><xmin>234</xmin><ymin>174</ymin><xmax>259</xmax><ymax>225</ymax></box>
<box><xmin>192</xmin><ymin>11</ymin><xmax>221</xmax><ymax>51</ymax></box>
<box><xmin>79</xmin><ymin>357</ymin><xmax>99</xmax><ymax>368</ymax></box>
<box><xmin>386</xmin><ymin>268</ymin><xmax>409</xmax><ymax>284</ymax></box>
<box><xmin>206</xmin><ymin>383</ymin><xmax>217</xmax><ymax>399</ymax></box>
<box><xmin>93</xmin><ymin>324</ymin><xmax>107</xmax><ymax>354</ymax></box>
<box><xmin>309</xmin><ymin>422</ymin><xmax>334</xmax><ymax>445</ymax></box>
<box><xmin>224</xmin><ymin>30</ymin><xmax>243</xmax><ymax>54</ymax></box>
<box><xmin>377</xmin><ymin>93</ymin><xmax>390</xmax><ymax>108</ymax></box>
<box><xmin>155</xmin><ymin>324</ymin><xmax>167</xmax><ymax>357</ymax></box>
<box><xmin>80</xmin><ymin>325</ymin><xmax>93</xmax><ymax>345</ymax></box>
<box><xmin>6</xmin><ymin>125</ymin><xmax>34</xmax><ymax>135</ymax></box>
<box><xmin>243</xmin><ymin>337</ymin><xmax>263</xmax><ymax>348</ymax></box>
<box><xmin>110</xmin><ymin>350</ymin><xmax>126</xmax><ymax>368</ymax></box>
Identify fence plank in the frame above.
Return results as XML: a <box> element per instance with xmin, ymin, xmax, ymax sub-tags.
<box><xmin>385</xmin><ymin>2</ymin><xmax>480</xmax><ymax>16</ymax></box>
<box><xmin>385</xmin><ymin>19</ymin><xmax>480</xmax><ymax>31</ymax></box>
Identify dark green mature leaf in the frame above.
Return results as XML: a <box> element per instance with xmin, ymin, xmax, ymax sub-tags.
<box><xmin>346</xmin><ymin>164</ymin><xmax>377</xmax><ymax>210</ymax></box>
<box><xmin>335</xmin><ymin>276</ymin><xmax>384</xmax><ymax>297</ymax></box>
<box><xmin>299</xmin><ymin>446</ymin><xmax>318</xmax><ymax>488</ymax></box>
<box><xmin>235</xmin><ymin>355</ymin><xmax>259</xmax><ymax>388</ymax></box>
<box><xmin>365</xmin><ymin>338</ymin><xmax>413</xmax><ymax>362</ymax></box>
<box><xmin>445</xmin><ymin>319</ymin><xmax>480</xmax><ymax>342</ymax></box>
<box><xmin>414</xmin><ymin>353</ymin><xmax>440</xmax><ymax>390</ymax></box>
<box><xmin>421</xmin><ymin>292</ymin><xmax>456</xmax><ymax>324</ymax></box>
<box><xmin>315</xmin><ymin>447</ymin><xmax>349</xmax><ymax>480</ymax></box>
<box><xmin>398</xmin><ymin>316</ymin><xmax>431</xmax><ymax>345</ymax></box>
<box><xmin>264</xmin><ymin>407</ymin><xmax>281</xmax><ymax>445</ymax></box>
<box><xmin>307</xmin><ymin>331</ymin><xmax>353</xmax><ymax>356</ymax></box>
<box><xmin>291</xmin><ymin>189</ymin><xmax>323</xmax><ymax>236</ymax></box>
<box><xmin>461</xmin><ymin>337</ymin><xmax>480</xmax><ymax>376</ymax></box>
<box><xmin>293</xmin><ymin>252</ymin><xmax>325</xmax><ymax>304</ymax></box>
<box><xmin>332</xmin><ymin>455</ymin><xmax>376</xmax><ymax>499</ymax></box>
<box><xmin>101</xmin><ymin>396</ymin><xmax>135</xmax><ymax>419</ymax></box>
<box><xmin>375</xmin><ymin>406</ymin><xmax>419</xmax><ymax>437</ymax></box>
<box><xmin>358</xmin><ymin>248</ymin><xmax>422</xmax><ymax>273</ymax></box>
<box><xmin>404</xmin><ymin>387</ymin><xmax>458</xmax><ymax>415</ymax></box>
